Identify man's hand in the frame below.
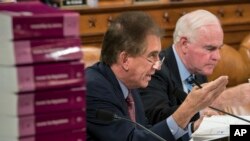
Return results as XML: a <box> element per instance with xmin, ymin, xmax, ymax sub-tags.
<box><xmin>185</xmin><ymin>75</ymin><xmax>228</xmax><ymax>113</ymax></box>
<box><xmin>172</xmin><ymin>76</ymin><xmax>228</xmax><ymax>129</ymax></box>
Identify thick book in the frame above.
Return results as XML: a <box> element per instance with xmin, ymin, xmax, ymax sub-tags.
<box><xmin>0</xmin><ymin>1</ymin><xmax>79</xmax><ymax>40</ymax></box>
<box><xmin>0</xmin><ymin>37</ymin><xmax>82</xmax><ymax>65</ymax></box>
<box><xmin>0</xmin><ymin>61</ymin><xmax>85</xmax><ymax>92</ymax></box>
<box><xmin>2</xmin><ymin>129</ymin><xmax>86</xmax><ymax>141</ymax></box>
<box><xmin>0</xmin><ymin>110</ymin><xmax>86</xmax><ymax>137</ymax></box>
<box><xmin>0</xmin><ymin>87</ymin><xmax>86</xmax><ymax>116</ymax></box>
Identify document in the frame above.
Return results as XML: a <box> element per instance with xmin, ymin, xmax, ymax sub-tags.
<box><xmin>191</xmin><ymin>115</ymin><xmax>250</xmax><ymax>141</ymax></box>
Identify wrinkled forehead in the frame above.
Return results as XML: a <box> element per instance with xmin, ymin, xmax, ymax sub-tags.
<box><xmin>195</xmin><ymin>25</ymin><xmax>224</xmax><ymax>45</ymax></box>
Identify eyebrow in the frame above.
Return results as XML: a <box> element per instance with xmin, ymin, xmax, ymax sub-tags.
<box><xmin>204</xmin><ymin>43</ymin><xmax>224</xmax><ymax>49</ymax></box>
<box><xmin>147</xmin><ymin>51</ymin><xmax>159</xmax><ymax>57</ymax></box>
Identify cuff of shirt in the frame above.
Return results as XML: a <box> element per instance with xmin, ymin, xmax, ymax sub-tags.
<box><xmin>188</xmin><ymin>122</ymin><xmax>193</xmax><ymax>137</ymax></box>
<box><xmin>166</xmin><ymin>115</ymin><xmax>188</xmax><ymax>140</ymax></box>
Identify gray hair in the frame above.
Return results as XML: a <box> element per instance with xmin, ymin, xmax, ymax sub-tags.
<box><xmin>173</xmin><ymin>10</ymin><xmax>221</xmax><ymax>44</ymax></box>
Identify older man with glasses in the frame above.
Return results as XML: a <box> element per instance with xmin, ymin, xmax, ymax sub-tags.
<box><xmin>86</xmin><ymin>11</ymin><xmax>228</xmax><ymax>141</ymax></box>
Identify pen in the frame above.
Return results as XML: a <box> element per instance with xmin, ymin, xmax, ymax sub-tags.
<box><xmin>191</xmin><ymin>79</ymin><xmax>203</xmax><ymax>89</ymax></box>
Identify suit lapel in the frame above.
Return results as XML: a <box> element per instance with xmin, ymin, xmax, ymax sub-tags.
<box><xmin>98</xmin><ymin>62</ymin><xmax>128</xmax><ymax>111</ymax></box>
<box><xmin>97</xmin><ymin>62</ymin><xmax>148</xmax><ymax>123</ymax></box>
<box><xmin>162</xmin><ymin>47</ymin><xmax>183</xmax><ymax>90</ymax></box>
<box><xmin>158</xmin><ymin>47</ymin><xmax>187</xmax><ymax>103</ymax></box>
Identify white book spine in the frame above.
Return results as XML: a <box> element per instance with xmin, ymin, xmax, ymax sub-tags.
<box><xmin>1</xmin><ymin>41</ymin><xmax>16</xmax><ymax>65</ymax></box>
<box><xmin>0</xmin><ymin>93</ymin><xmax>18</xmax><ymax>116</ymax></box>
<box><xmin>0</xmin><ymin>13</ymin><xmax>13</xmax><ymax>41</ymax></box>
<box><xmin>0</xmin><ymin>116</ymin><xmax>20</xmax><ymax>137</ymax></box>
<box><xmin>0</xmin><ymin>67</ymin><xmax>19</xmax><ymax>92</ymax></box>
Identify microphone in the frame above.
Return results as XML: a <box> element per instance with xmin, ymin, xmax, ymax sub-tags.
<box><xmin>191</xmin><ymin>78</ymin><xmax>250</xmax><ymax>123</ymax></box>
<box><xmin>96</xmin><ymin>109</ymin><xmax>167</xmax><ymax>141</ymax></box>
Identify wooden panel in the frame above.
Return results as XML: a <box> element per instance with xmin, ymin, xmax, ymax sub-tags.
<box><xmin>68</xmin><ymin>0</ymin><xmax>250</xmax><ymax>86</ymax></box>
<box><xmin>72</xmin><ymin>0</ymin><xmax>250</xmax><ymax>49</ymax></box>
<box><xmin>79</xmin><ymin>13</ymin><xmax>119</xmax><ymax>36</ymax></box>
<box><xmin>99</xmin><ymin>0</ymin><xmax>132</xmax><ymax>6</ymax></box>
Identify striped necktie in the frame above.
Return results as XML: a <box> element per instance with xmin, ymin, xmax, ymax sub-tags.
<box><xmin>186</xmin><ymin>74</ymin><xmax>195</xmax><ymax>93</ymax></box>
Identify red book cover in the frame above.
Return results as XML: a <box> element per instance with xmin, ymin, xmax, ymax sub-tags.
<box><xmin>20</xmin><ymin>129</ymin><xmax>86</xmax><ymax>141</ymax></box>
<box><xmin>0</xmin><ymin>110</ymin><xmax>86</xmax><ymax>137</ymax></box>
<box><xmin>2</xmin><ymin>129</ymin><xmax>86</xmax><ymax>141</ymax></box>
<box><xmin>0</xmin><ymin>1</ymin><xmax>79</xmax><ymax>40</ymax></box>
<box><xmin>0</xmin><ymin>61</ymin><xmax>85</xmax><ymax>92</ymax></box>
<box><xmin>0</xmin><ymin>87</ymin><xmax>86</xmax><ymax>116</ymax></box>
<box><xmin>0</xmin><ymin>37</ymin><xmax>82</xmax><ymax>65</ymax></box>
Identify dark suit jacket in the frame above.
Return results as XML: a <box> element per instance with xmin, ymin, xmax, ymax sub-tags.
<box><xmin>86</xmin><ymin>62</ymin><xmax>175</xmax><ymax>141</ymax></box>
<box><xmin>140</xmin><ymin>46</ymin><xmax>207</xmax><ymax>125</ymax></box>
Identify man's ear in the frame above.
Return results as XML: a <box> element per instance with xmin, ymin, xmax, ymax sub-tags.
<box><xmin>119</xmin><ymin>51</ymin><xmax>129</xmax><ymax>71</ymax></box>
<box><xmin>180</xmin><ymin>36</ymin><xmax>189</xmax><ymax>54</ymax></box>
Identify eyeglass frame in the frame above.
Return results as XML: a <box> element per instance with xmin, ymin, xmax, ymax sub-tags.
<box><xmin>142</xmin><ymin>55</ymin><xmax>165</xmax><ymax>70</ymax></box>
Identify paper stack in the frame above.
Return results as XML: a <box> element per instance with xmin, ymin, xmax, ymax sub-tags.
<box><xmin>0</xmin><ymin>1</ymin><xmax>86</xmax><ymax>140</ymax></box>
<box><xmin>191</xmin><ymin>115</ymin><xmax>250</xmax><ymax>141</ymax></box>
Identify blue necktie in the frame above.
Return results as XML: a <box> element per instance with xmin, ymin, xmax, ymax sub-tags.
<box><xmin>186</xmin><ymin>75</ymin><xmax>195</xmax><ymax>93</ymax></box>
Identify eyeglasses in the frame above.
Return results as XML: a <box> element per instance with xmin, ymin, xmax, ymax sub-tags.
<box><xmin>143</xmin><ymin>56</ymin><xmax>165</xmax><ymax>70</ymax></box>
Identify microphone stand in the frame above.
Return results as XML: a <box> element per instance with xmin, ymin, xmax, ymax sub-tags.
<box><xmin>96</xmin><ymin>109</ymin><xmax>167</xmax><ymax>141</ymax></box>
<box><xmin>208</xmin><ymin>106</ymin><xmax>250</xmax><ymax>123</ymax></box>
<box><xmin>114</xmin><ymin>115</ymin><xmax>167</xmax><ymax>141</ymax></box>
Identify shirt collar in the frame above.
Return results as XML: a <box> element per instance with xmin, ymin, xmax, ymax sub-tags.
<box><xmin>117</xmin><ymin>79</ymin><xmax>129</xmax><ymax>99</ymax></box>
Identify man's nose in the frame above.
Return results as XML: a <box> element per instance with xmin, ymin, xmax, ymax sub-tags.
<box><xmin>212</xmin><ymin>50</ymin><xmax>221</xmax><ymax>61</ymax></box>
<box><xmin>153</xmin><ymin>57</ymin><xmax>165</xmax><ymax>70</ymax></box>
<box><xmin>153</xmin><ymin>61</ymin><xmax>161</xmax><ymax>70</ymax></box>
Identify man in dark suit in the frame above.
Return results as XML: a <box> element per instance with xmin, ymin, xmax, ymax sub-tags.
<box><xmin>140</xmin><ymin>10</ymin><xmax>225</xmax><ymax>140</ymax></box>
<box><xmin>86</xmin><ymin>11</ymin><xmax>228</xmax><ymax>141</ymax></box>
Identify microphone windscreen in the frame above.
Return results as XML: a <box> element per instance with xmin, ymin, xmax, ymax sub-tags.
<box><xmin>96</xmin><ymin>109</ymin><xmax>114</xmax><ymax>122</ymax></box>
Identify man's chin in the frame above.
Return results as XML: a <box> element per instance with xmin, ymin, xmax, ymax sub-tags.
<box><xmin>203</xmin><ymin>66</ymin><xmax>216</xmax><ymax>75</ymax></box>
<box><xmin>203</xmin><ymin>70</ymin><xmax>214</xmax><ymax>76</ymax></box>
<box><xmin>140</xmin><ymin>82</ymin><xmax>149</xmax><ymax>88</ymax></box>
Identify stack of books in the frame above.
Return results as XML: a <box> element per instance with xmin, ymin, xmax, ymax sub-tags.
<box><xmin>0</xmin><ymin>1</ymin><xmax>86</xmax><ymax>141</ymax></box>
